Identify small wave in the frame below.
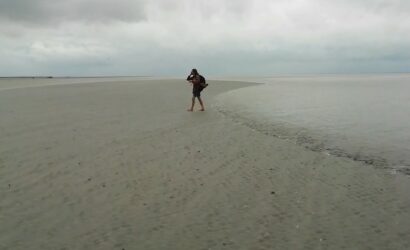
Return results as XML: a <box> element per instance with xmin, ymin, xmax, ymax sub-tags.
<box><xmin>215</xmin><ymin>100</ymin><xmax>410</xmax><ymax>176</ymax></box>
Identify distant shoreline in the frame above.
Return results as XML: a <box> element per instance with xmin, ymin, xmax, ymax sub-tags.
<box><xmin>1</xmin><ymin>72</ymin><xmax>410</xmax><ymax>79</ymax></box>
<box><xmin>0</xmin><ymin>76</ymin><xmax>152</xmax><ymax>79</ymax></box>
<box><xmin>0</xmin><ymin>76</ymin><xmax>54</xmax><ymax>79</ymax></box>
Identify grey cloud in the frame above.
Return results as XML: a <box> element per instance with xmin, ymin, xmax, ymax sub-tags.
<box><xmin>0</xmin><ymin>0</ymin><xmax>146</xmax><ymax>25</ymax></box>
<box><xmin>331</xmin><ymin>0</ymin><xmax>410</xmax><ymax>16</ymax></box>
<box><xmin>0</xmin><ymin>0</ymin><xmax>409</xmax><ymax>76</ymax></box>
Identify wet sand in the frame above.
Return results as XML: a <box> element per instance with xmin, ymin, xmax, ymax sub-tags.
<box><xmin>0</xmin><ymin>78</ymin><xmax>409</xmax><ymax>250</ymax></box>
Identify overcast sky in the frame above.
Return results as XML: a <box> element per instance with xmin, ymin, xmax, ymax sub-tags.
<box><xmin>0</xmin><ymin>0</ymin><xmax>409</xmax><ymax>76</ymax></box>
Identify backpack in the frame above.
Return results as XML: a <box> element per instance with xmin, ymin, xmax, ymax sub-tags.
<box><xmin>199</xmin><ymin>75</ymin><xmax>208</xmax><ymax>88</ymax></box>
<box><xmin>199</xmin><ymin>75</ymin><xmax>206</xmax><ymax>84</ymax></box>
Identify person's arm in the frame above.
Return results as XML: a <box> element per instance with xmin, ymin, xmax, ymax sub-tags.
<box><xmin>186</xmin><ymin>75</ymin><xmax>193</xmax><ymax>86</ymax></box>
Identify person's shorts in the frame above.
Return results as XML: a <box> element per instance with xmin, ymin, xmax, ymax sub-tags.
<box><xmin>193</xmin><ymin>87</ymin><xmax>202</xmax><ymax>97</ymax></box>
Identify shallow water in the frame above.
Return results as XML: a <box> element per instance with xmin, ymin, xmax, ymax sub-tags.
<box><xmin>216</xmin><ymin>74</ymin><xmax>410</xmax><ymax>175</ymax></box>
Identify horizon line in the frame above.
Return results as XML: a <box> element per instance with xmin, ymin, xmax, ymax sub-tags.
<box><xmin>1</xmin><ymin>72</ymin><xmax>410</xmax><ymax>79</ymax></box>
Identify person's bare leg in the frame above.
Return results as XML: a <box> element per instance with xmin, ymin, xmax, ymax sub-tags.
<box><xmin>187</xmin><ymin>97</ymin><xmax>195</xmax><ymax>111</ymax></box>
<box><xmin>198</xmin><ymin>97</ymin><xmax>205</xmax><ymax>111</ymax></box>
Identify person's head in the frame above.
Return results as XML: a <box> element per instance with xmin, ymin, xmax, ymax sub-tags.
<box><xmin>191</xmin><ymin>68</ymin><xmax>198</xmax><ymax>75</ymax></box>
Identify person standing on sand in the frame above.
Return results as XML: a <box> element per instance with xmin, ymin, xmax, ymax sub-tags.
<box><xmin>186</xmin><ymin>68</ymin><xmax>207</xmax><ymax>112</ymax></box>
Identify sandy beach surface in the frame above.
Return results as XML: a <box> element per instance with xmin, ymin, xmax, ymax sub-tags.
<box><xmin>1</xmin><ymin>78</ymin><xmax>409</xmax><ymax>250</ymax></box>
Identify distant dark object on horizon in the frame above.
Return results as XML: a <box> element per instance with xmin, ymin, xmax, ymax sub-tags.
<box><xmin>0</xmin><ymin>76</ymin><xmax>53</xmax><ymax>79</ymax></box>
